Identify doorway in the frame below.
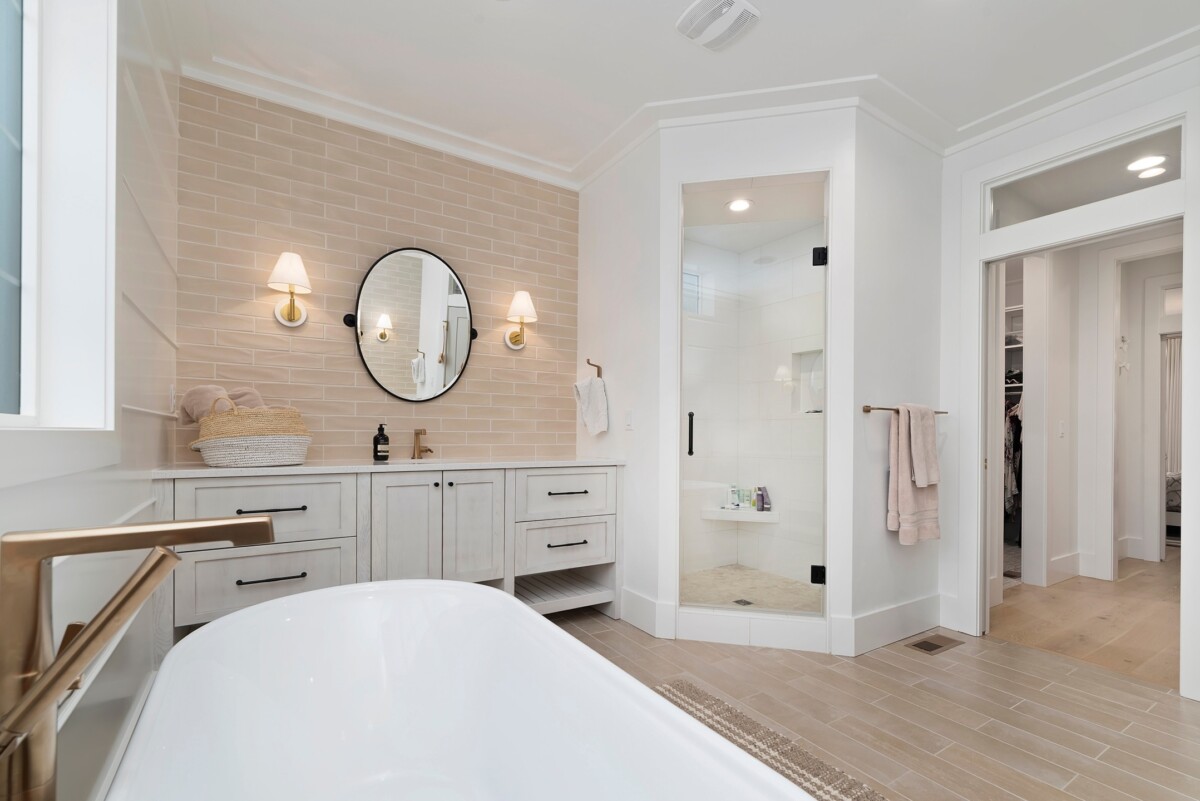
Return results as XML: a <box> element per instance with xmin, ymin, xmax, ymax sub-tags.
<box><xmin>983</xmin><ymin>223</ymin><xmax>1184</xmax><ymax>687</ymax></box>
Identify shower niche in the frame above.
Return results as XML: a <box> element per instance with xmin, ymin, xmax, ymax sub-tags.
<box><xmin>679</xmin><ymin>172</ymin><xmax>828</xmax><ymax>616</ymax></box>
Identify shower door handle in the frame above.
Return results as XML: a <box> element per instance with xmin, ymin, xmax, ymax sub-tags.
<box><xmin>687</xmin><ymin>412</ymin><xmax>694</xmax><ymax>456</ymax></box>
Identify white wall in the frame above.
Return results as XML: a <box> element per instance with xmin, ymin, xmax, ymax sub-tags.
<box><xmin>1117</xmin><ymin>251</ymin><xmax>1183</xmax><ymax>560</ymax></box>
<box><xmin>0</xmin><ymin>0</ymin><xmax>178</xmax><ymax>796</ymax></box>
<box><xmin>1046</xmin><ymin>250</ymin><xmax>1080</xmax><ymax>585</ymax></box>
<box><xmin>576</xmin><ymin>133</ymin><xmax>665</xmax><ymax>633</ymax></box>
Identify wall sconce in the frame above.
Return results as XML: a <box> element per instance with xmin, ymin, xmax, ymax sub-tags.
<box><xmin>376</xmin><ymin>313</ymin><xmax>393</xmax><ymax>342</ymax></box>
<box><xmin>267</xmin><ymin>252</ymin><xmax>312</xmax><ymax>328</ymax></box>
<box><xmin>504</xmin><ymin>290</ymin><xmax>538</xmax><ymax>351</ymax></box>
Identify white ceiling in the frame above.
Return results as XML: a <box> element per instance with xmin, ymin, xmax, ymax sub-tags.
<box><xmin>166</xmin><ymin>0</ymin><xmax>1200</xmax><ymax>187</ymax></box>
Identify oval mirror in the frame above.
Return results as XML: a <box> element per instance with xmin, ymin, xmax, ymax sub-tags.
<box><xmin>353</xmin><ymin>248</ymin><xmax>473</xmax><ymax>402</ymax></box>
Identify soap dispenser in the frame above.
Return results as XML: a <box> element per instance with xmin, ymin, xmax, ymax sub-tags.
<box><xmin>373</xmin><ymin>424</ymin><xmax>390</xmax><ymax>462</ymax></box>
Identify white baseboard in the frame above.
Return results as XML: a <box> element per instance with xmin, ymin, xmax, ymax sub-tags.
<box><xmin>833</xmin><ymin>593</ymin><xmax>941</xmax><ymax>656</ymax></box>
<box><xmin>1048</xmin><ymin>551</ymin><xmax>1081</xmax><ymax>584</ymax></box>
<box><xmin>621</xmin><ymin>586</ymin><xmax>676</xmax><ymax>639</ymax></box>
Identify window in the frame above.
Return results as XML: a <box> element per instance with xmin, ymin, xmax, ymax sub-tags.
<box><xmin>682</xmin><ymin>271</ymin><xmax>702</xmax><ymax>315</ymax></box>
<box><xmin>1</xmin><ymin>0</ymin><xmax>21</xmax><ymax>414</ymax></box>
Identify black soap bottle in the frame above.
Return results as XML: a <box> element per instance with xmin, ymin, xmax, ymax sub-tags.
<box><xmin>373</xmin><ymin>424</ymin><xmax>390</xmax><ymax>462</ymax></box>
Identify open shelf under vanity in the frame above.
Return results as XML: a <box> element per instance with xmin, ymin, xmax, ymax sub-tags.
<box><xmin>516</xmin><ymin>569</ymin><xmax>616</xmax><ymax>615</ymax></box>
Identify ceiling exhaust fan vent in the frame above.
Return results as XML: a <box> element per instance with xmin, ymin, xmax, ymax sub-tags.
<box><xmin>675</xmin><ymin>0</ymin><xmax>761</xmax><ymax>51</ymax></box>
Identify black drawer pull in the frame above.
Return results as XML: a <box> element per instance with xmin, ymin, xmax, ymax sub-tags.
<box><xmin>236</xmin><ymin>505</ymin><xmax>308</xmax><ymax>515</ymax></box>
<box><xmin>236</xmin><ymin>571</ymin><xmax>308</xmax><ymax>587</ymax></box>
<box><xmin>547</xmin><ymin>540</ymin><xmax>588</xmax><ymax>549</ymax></box>
<box><xmin>547</xmin><ymin>490</ymin><xmax>589</xmax><ymax>496</ymax></box>
<box><xmin>688</xmin><ymin>411</ymin><xmax>694</xmax><ymax>456</ymax></box>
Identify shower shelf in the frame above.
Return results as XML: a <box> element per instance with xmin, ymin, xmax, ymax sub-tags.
<box><xmin>701</xmin><ymin>508</ymin><xmax>779</xmax><ymax>523</ymax></box>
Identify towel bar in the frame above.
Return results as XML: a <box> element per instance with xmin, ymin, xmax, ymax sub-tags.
<box><xmin>863</xmin><ymin>405</ymin><xmax>948</xmax><ymax>414</ymax></box>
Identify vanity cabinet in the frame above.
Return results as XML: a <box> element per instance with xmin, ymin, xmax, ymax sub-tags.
<box><xmin>158</xmin><ymin>460</ymin><xmax>621</xmax><ymax>630</ymax></box>
<box><xmin>371</xmin><ymin>469</ymin><xmax>505</xmax><ymax>583</ymax></box>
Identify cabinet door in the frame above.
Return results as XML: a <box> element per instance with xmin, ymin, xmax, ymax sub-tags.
<box><xmin>371</xmin><ymin>472</ymin><xmax>442</xmax><ymax>580</ymax></box>
<box><xmin>442</xmin><ymin>470</ymin><xmax>505</xmax><ymax>582</ymax></box>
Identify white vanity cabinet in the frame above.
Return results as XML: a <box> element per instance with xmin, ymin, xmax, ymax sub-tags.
<box><xmin>371</xmin><ymin>469</ymin><xmax>506</xmax><ymax>583</ymax></box>
<box><xmin>157</xmin><ymin>460</ymin><xmax>621</xmax><ymax>631</ymax></box>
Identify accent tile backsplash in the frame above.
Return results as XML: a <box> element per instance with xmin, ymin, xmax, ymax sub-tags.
<box><xmin>174</xmin><ymin>79</ymin><xmax>579</xmax><ymax>463</ymax></box>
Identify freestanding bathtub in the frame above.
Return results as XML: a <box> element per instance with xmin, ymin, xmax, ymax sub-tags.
<box><xmin>106</xmin><ymin>581</ymin><xmax>809</xmax><ymax>800</ymax></box>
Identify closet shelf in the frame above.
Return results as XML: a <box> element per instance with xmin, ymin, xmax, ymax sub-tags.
<box><xmin>701</xmin><ymin>508</ymin><xmax>780</xmax><ymax>523</ymax></box>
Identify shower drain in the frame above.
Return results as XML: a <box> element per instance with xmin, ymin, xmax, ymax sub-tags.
<box><xmin>733</xmin><ymin>599</ymin><xmax>754</xmax><ymax>606</ymax></box>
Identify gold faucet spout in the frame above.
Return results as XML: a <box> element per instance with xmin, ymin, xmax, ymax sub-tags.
<box><xmin>0</xmin><ymin>516</ymin><xmax>274</xmax><ymax>800</ymax></box>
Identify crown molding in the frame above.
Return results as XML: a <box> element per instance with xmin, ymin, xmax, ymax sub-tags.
<box><xmin>176</xmin><ymin>24</ymin><xmax>1200</xmax><ymax>191</ymax></box>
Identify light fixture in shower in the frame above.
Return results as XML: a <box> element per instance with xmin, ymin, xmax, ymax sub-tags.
<box><xmin>727</xmin><ymin>198</ymin><xmax>753</xmax><ymax>212</ymax></box>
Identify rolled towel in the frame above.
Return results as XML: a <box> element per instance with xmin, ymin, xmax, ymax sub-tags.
<box><xmin>228</xmin><ymin>387</ymin><xmax>266</xmax><ymax>409</ymax></box>
<box><xmin>178</xmin><ymin>386</ymin><xmax>229</xmax><ymax>425</ymax></box>
<box><xmin>573</xmin><ymin>377</ymin><xmax>609</xmax><ymax>436</ymax></box>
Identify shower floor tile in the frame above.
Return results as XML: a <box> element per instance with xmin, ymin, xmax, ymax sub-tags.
<box><xmin>680</xmin><ymin>564</ymin><xmax>823</xmax><ymax>613</ymax></box>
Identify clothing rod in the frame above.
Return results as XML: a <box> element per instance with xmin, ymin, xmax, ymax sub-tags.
<box><xmin>862</xmin><ymin>405</ymin><xmax>949</xmax><ymax>415</ymax></box>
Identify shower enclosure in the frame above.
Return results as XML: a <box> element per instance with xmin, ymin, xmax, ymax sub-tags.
<box><xmin>679</xmin><ymin>172</ymin><xmax>827</xmax><ymax>616</ymax></box>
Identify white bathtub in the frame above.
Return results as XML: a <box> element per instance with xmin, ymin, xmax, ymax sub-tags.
<box><xmin>106</xmin><ymin>581</ymin><xmax>808</xmax><ymax>800</ymax></box>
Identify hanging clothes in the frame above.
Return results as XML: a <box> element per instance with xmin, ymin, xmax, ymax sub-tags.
<box><xmin>1004</xmin><ymin>400</ymin><xmax>1023</xmax><ymax>517</ymax></box>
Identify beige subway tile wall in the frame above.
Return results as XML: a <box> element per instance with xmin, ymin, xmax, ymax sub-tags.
<box><xmin>174</xmin><ymin>79</ymin><xmax>579</xmax><ymax>463</ymax></box>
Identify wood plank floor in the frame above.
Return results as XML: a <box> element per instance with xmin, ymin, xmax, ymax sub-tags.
<box><xmin>989</xmin><ymin>548</ymin><xmax>1181</xmax><ymax>688</ymax></box>
<box><xmin>551</xmin><ymin>608</ymin><xmax>1200</xmax><ymax>801</ymax></box>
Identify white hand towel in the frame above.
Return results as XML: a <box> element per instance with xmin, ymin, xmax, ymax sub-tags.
<box><xmin>902</xmin><ymin>403</ymin><xmax>940</xmax><ymax>487</ymax></box>
<box><xmin>411</xmin><ymin>355</ymin><xmax>426</xmax><ymax>384</ymax></box>
<box><xmin>573</xmin><ymin>377</ymin><xmax>609</xmax><ymax>436</ymax></box>
<box><xmin>887</xmin><ymin>407</ymin><xmax>940</xmax><ymax>544</ymax></box>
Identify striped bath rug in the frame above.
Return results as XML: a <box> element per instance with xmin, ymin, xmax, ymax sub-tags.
<box><xmin>655</xmin><ymin>679</ymin><xmax>888</xmax><ymax>801</ymax></box>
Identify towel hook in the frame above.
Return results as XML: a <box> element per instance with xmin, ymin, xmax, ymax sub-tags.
<box><xmin>586</xmin><ymin>359</ymin><xmax>603</xmax><ymax>379</ymax></box>
<box><xmin>417</xmin><ymin>350</ymin><xmax>425</xmax><ymax>359</ymax></box>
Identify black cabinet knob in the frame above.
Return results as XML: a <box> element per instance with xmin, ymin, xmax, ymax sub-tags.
<box><xmin>433</xmin><ymin>482</ymin><xmax>440</xmax><ymax>488</ymax></box>
<box><xmin>447</xmin><ymin>481</ymin><xmax>455</xmax><ymax>487</ymax></box>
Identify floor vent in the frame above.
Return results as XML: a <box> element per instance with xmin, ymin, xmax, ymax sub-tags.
<box><xmin>733</xmin><ymin>598</ymin><xmax>754</xmax><ymax>606</ymax></box>
<box><xmin>905</xmin><ymin>634</ymin><xmax>963</xmax><ymax>656</ymax></box>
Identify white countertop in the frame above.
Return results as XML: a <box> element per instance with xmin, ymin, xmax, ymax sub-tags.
<box><xmin>153</xmin><ymin>458</ymin><xmax>624</xmax><ymax>480</ymax></box>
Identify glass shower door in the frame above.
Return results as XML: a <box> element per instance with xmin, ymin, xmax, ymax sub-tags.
<box><xmin>679</xmin><ymin>172</ymin><xmax>827</xmax><ymax>615</ymax></box>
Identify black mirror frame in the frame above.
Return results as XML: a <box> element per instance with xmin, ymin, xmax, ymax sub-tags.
<box><xmin>348</xmin><ymin>247</ymin><xmax>474</xmax><ymax>403</ymax></box>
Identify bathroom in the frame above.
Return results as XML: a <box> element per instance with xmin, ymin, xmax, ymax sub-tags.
<box><xmin>3</xmin><ymin>1</ymin><xmax>1200</xmax><ymax>800</ymax></box>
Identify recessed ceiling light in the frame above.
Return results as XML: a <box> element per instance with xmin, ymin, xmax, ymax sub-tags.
<box><xmin>1127</xmin><ymin>155</ymin><xmax>1166</xmax><ymax>172</ymax></box>
<box><xmin>1138</xmin><ymin>167</ymin><xmax>1167</xmax><ymax>179</ymax></box>
<box><xmin>727</xmin><ymin>199</ymin><xmax>753</xmax><ymax>212</ymax></box>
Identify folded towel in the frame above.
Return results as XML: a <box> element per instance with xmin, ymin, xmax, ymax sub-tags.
<box><xmin>887</xmin><ymin>408</ymin><xmax>940</xmax><ymax>544</ymax></box>
<box><xmin>411</xmin><ymin>355</ymin><xmax>426</xmax><ymax>384</ymax></box>
<box><xmin>573</xmin><ymin>377</ymin><xmax>609</xmax><ymax>436</ymax></box>
<box><xmin>903</xmin><ymin>403</ymin><xmax>940</xmax><ymax>487</ymax></box>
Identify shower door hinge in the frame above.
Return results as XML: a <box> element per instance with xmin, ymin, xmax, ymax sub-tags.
<box><xmin>813</xmin><ymin>247</ymin><xmax>828</xmax><ymax>266</ymax></box>
<box><xmin>810</xmin><ymin>565</ymin><xmax>826</xmax><ymax>585</ymax></box>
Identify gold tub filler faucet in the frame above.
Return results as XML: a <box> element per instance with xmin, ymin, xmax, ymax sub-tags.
<box><xmin>0</xmin><ymin>516</ymin><xmax>275</xmax><ymax>801</ymax></box>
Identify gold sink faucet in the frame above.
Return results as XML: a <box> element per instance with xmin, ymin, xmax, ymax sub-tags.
<box><xmin>412</xmin><ymin>428</ymin><xmax>433</xmax><ymax>460</ymax></box>
<box><xmin>0</xmin><ymin>516</ymin><xmax>274</xmax><ymax>801</ymax></box>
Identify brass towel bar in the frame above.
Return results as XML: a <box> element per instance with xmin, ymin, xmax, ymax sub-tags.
<box><xmin>862</xmin><ymin>405</ymin><xmax>949</xmax><ymax>415</ymax></box>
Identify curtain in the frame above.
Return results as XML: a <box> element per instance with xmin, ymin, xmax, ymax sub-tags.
<box><xmin>1163</xmin><ymin>335</ymin><xmax>1182</xmax><ymax>474</ymax></box>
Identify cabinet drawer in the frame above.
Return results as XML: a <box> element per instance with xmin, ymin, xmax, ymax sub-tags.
<box><xmin>515</xmin><ymin>516</ymin><xmax>615</xmax><ymax>576</ymax></box>
<box><xmin>174</xmin><ymin>475</ymin><xmax>356</xmax><ymax>550</ymax></box>
<box><xmin>515</xmin><ymin>467</ymin><xmax>616</xmax><ymax>522</ymax></box>
<box><xmin>174</xmin><ymin>538</ymin><xmax>356</xmax><ymax>626</ymax></box>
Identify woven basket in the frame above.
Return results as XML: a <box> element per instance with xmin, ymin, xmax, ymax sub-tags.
<box><xmin>190</xmin><ymin>398</ymin><xmax>312</xmax><ymax>468</ymax></box>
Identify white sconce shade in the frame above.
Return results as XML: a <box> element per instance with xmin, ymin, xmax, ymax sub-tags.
<box><xmin>375</xmin><ymin>313</ymin><xmax>393</xmax><ymax>342</ymax></box>
<box><xmin>267</xmin><ymin>252</ymin><xmax>312</xmax><ymax>294</ymax></box>
<box><xmin>506</xmin><ymin>290</ymin><xmax>538</xmax><ymax>323</ymax></box>
<box><xmin>268</xmin><ymin>252</ymin><xmax>312</xmax><ymax>328</ymax></box>
<box><xmin>505</xmin><ymin>290</ymin><xmax>537</xmax><ymax>350</ymax></box>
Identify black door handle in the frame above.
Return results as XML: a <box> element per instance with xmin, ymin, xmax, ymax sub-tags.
<box><xmin>236</xmin><ymin>571</ymin><xmax>308</xmax><ymax>587</ymax></box>
<box><xmin>687</xmin><ymin>412</ymin><xmax>694</xmax><ymax>456</ymax></box>
<box><xmin>236</xmin><ymin>505</ymin><xmax>307</xmax><ymax>515</ymax></box>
